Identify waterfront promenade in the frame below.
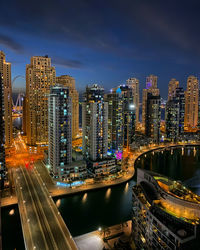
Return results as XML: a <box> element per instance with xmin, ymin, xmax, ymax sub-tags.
<box><xmin>1</xmin><ymin>142</ymin><xmax>200</xmax><ymax>208</ymax></box>
<box><xmin>74</xmin><ymin>220</ymin><xmax>133</xmax><ymax>250</ymax></box>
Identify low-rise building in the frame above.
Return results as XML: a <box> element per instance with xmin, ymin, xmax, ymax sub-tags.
<box><xmin>67</xmin><ymin>161</ymin><xmax>87</xmax><ymax>180</ymax></box>
<box><xmin>87</xmin><ymin>158</ymin><xmax>116</xmax><ymax>176</ymax></box>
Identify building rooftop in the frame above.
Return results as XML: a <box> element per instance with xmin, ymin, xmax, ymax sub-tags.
<box><xmin>150</xmin><ymin>205</ymin><xmax>195</xmax><ymax>240</ymax></box>
<box><xmin>133</xmin><ymin>183</ymin><xmax>198</xmax><ymax>241</ymax></box>
<box><xmin>149</xmin><ymin>171</ymin><xmax>200</xmax><ymax>204</ymax></box>
<box><xmin>134</xmin><ymin>169</ymin><xmax>200</xmax><ymax>240</ymax></box>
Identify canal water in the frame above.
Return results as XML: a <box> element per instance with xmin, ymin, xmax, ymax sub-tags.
<box><xmin>2</xmin><ymin>146</ymin><xmax>200</xmax><ymax>249</ymax></box>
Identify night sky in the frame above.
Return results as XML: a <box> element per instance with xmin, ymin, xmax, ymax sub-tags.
<box><xmin>1</xmin><ymin>0</ymin><xmax>200</xmax><ymax>98</ymax></box>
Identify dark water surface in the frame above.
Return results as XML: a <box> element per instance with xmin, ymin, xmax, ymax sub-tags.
<box><xmin>2</xmin><ymin>146</ymin><xmax>200</xmax><ymax>249</ymax></box>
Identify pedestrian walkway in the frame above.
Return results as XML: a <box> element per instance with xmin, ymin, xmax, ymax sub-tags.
<box><xmin>74</xmin><ymin>221</ymin><xmax>132</xmax><ymax>250</ymax></box>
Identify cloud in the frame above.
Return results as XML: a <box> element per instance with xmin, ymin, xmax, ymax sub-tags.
<box><xmin>1</xmin><ymin>0</ymin><xmax>200</xmax><ymax>62</ymax></box>
<box><xmin>0</xmin><ymin>34</ymin><xmax>23</xmax><ymax>53</ymax></box>
<box><xmin>0</xmin><ymin>0</ymin><xmax>132</xmax><ymax>57</ymax></box>
<box><xmin>130</xmin><ymin>0</ymin><xmax>200</xmax><ymax>57</ymax></box>
<box><xmin>52</xmin><ymin>56</ymin><xmax>84</xmax><ymax>69</ymax></box>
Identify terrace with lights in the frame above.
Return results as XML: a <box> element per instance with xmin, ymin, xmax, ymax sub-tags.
<box><xmin>132</xmin><ymin>169</ymin><xmax>200</xmax><ymax>247</ymax></box>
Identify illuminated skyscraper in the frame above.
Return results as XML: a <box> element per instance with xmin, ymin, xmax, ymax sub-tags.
<box><xmin>0</xmin><ymin>75</ymin><xmax>5</xmax><ymax>188</ymax></box>
<box><xmin>0</xmin><ymin>51</ymin><xmax>13</xmax><ymax>147</ymax></box>
<box><xmin>56</xmin><ymin>75</ymin><xmax>79</xmax><ymax>139</ymax></box>
<box><xmin>120</xmin><ymin>85</ymin><xmax>136</xmax><ymax>147</ymax></box>
<box><xmin>22</xmin><ymin>96</ymin><xmax>26</xmax><ymax>135</ymax></box>
<box><xmin>146</xmin><ymin>75</ymin><xmax>158</xmax><ymax>89</ymax></box>
<box><xmin>82</xmin><ymin>84</ymin><xmax>108</xmax><ymax>161</ymax></box>
<box><xmin>126</xmin><ymin>78</ymin><xmax>139</xmax><ymax>125</ymax></box>
<box><xmin>26</xmin><ymin>56</ymin><xmax>56</xmax><ymax>145</ymax></box>
<box><xmin>166</xmin><ymin>87</ymin><xmax>185</xmax><ymax>140</ymax></box>
<box><xmin>142</xmin><ymin>75</ymin><xmax>160</xmax><ymax>127</ymax></box>
<box><xmin>145</xmin><ymin>93</ymin><xmax>161</xmax><ymax>143</ymax></box>
<box><xmin>48</xmin><ymin>86</ymin><xmax>72</xmax><ymax>179</ymax></box>
<box><xmin>184</xmin><ymin>76</ymin><xmax>199</xmax><ymax>130</ymax></box>
<box><xmin>104</xmin><ymin>87</ymin><xmax>123</xmax><ymax>156</ymax></box>
<box><xmin>198</xmin><ymin>88</ymin><xmax>200</xmax><ymax>131</ymax></box>
<box><xmin>82</xmin><ymin>84</ymin><xmax>116</xmax><ymax>175</ymax></box>
<box><xmin>105</xmin><ymin>84</ymin><xmax>136</xmax><ymax>156</ymax></box>
<box><xmin>168</xmin><ymin>78</ymin><xmax>179</xmax><ymax>101</ymax></box>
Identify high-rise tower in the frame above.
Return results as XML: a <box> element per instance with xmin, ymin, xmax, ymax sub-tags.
<box><xmin>184</xmin><ymin>76</ymin><xmax>199</xmax><ymax>130</ymax></box>
<box><xmin>120</xmin><ymin>85</ymin><xmax>136</xmax><ymax>147</ymax></box>
<box><xmin>142</xmin><ymin>75</ymin><xmax>160</xmax><ymax>127</ymax></box>
<box><xmin>48</xmin><ymin>86</ymin><xmax>72</xmax><ymax>179</ymax></box>
<box><xmin>105</xmin><ymin>85</ymin><xmax>136</xmax><ymax>155</ymax></box>
<box><xmin>0</xmin><ymin>51</ymin><xmax>13</xmax><ymax>147</ymax></box>
<box><xmin>56</xmin><ymin>75</ymin><xmax>79</xmax><ymax>139</ymax></box>
<box><xmin>104</xmin><ymin>87</ymin><xmax>123</xmax><ymax>156</ymax></box>
<box><xmin>145</xmin><ymin>93</ymin><xmax>161</xmax><ymax>143</ymax></box>
<box><xmin>166</xmin><ymin>87</ymin><xmax>185</xmax><ymax>140</ymax></box>
<box><xmin>82</xmin><ymin>84</ymin><xmax>108</xmax><ymax>161</ymax></box>
<box><xmin>26</xmin><ymin>56</ymin><xmax>56</xmax><ymax>145</ymax></box>
<box><xmin>0</xmin><ymin>75</ymin><xmax>5</xmax><ymax>188</ymax></box>
<box><xmin>126</xmin><ymin>78</ymin><xmax>139</xmax><ymax>125</ymax></box>
<box><xmin>168</xmin><ymin>78</ymin><xmax>179</xmax><ymax>101</ymax></box>
<box><xmin>22</xmin><ymin>96</ymin><xmax>26</xmax><ymax>135</ymax></box>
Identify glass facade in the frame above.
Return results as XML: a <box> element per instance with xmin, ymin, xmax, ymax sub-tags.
<box><xmin>48</xmin><ymin>86</ymin><xmax>72</xmax><ymax>179</ymax></box>
<box><xmin>82</xmin><ymin>84</ymin><xmax>108</xmax><ymax>162</ymax></box>
<box><xmin>145</xmin><ymin>93</ymin><xmax>161</xmax><ymax>143</ymax></box>
<box><xmin>166</xmin><ymin>87</ymin><xmax>185</xmax><ymax>140</ymax></box>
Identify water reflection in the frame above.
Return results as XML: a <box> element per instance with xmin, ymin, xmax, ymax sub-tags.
<box><xmin>139</xmin><ymin>146</ymin><xmax>200</xmax><ymax>195</ymax></box>
<box><xmin>105</xmin><ymin>188</ymin><xmax>111</xmax><ymax>199</ymax></box>
<box><xmin>56</xmin><ymin>199</ymin><xmax>61</xmax><ymax>207</ymax></box>
<box><xmin>9</xmin><ymin>209</ymin><xmax>15</xmax><ymax>216</ymax></box>
<box><xmin>194</xmin><ymin>147</ymin><xmax>196</xmax><ymax>156</ymax></box>
<box><xmin>3</xmin><ymin>146</ymin><xmax>200</xmax><ymax>247</ymax></box>
<box><xmin>82</xmin><ymin>193</ymin><xmax>87</xmax><ymax>203</ymax></box>
<box><xmin>124</xmin><ymin>183</ymin><xmax>129</xmax><ymax>193</ymax></box>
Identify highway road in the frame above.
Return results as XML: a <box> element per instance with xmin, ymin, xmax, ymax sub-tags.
<box><xmin>14</xmin><ymin>166</ymin><xmax>77</xmax><ymax>250</ymax></box>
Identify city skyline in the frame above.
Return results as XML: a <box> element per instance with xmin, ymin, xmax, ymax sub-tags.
<box><xmin>1</xmin><ymin>2</ymin><xmax>200</xmax><ymax>249</ymax></box>
<box><xmin>2</xmin><ymin>1</ymin><xmax>200</xmax><ymax>97</ymax></box>
<box><xmin>7</xmin><ymin>52</ymin><xmax>200</xmax><ymax>100</ymax></box>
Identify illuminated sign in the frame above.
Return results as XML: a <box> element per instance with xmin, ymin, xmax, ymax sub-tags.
<box><xmin>56</xmin><ymin>180</ymin><xmax>84</xmax><ymax>187</ymax></box>
<box><xmin>115</xmin><ymin>151</ymin><xmax>122</xmax><ymax>160</ymax></box>
<box><xmin>146</xmin><ymin>82</ymin><xmax>152</xmax><ymax>89</ymax></box>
